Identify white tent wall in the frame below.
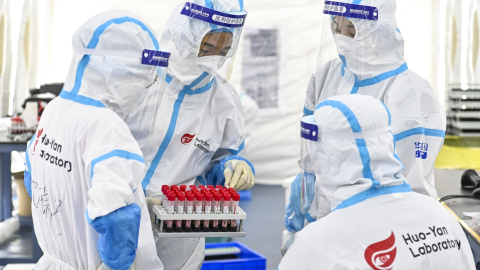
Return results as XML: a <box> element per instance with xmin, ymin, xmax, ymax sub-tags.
<box><xmin>32</xmin><ymin>0</ymin><xmax>435</xmax><ymax>185</ymax></box>
<box><xmin>1</xmin><ymin>0</ymin><xmax>25</xmax><ymax>117</ymax></box>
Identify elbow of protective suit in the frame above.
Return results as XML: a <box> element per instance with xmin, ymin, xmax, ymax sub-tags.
<box><xmin>204</xmin><ymin>155</ymin><xmax>255</xmax><ymax>187</ymax></box>
<box><xmin>285</xmin><ymin>173</ymin><xmax>316</xmax><ymax>233</ymax></box>
<box><xmin>88</xmin><ymin>203</ymin><xmax>141</xmax><ymax>270</ymax></box>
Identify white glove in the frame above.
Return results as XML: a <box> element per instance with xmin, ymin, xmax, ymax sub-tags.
<box><xmin>98</xmin><ymin>263</ymin><xmax>135</xmax><ymax>270</ymax></box>
<box><xmin>146</xmin><ymin>196</ymin><xmax>162</xmax><ymax>222</ymax></box>
<box><xmin>224</xmin><ymin>160</ymin><xmax>255</xmax><ymax>191</ymax></box>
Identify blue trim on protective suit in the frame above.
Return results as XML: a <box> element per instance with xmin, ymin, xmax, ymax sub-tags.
<box><xmin>24</xmin><ymin>133</ymin><xmax>36</xmax><ymax>198</ymax></box>
<box><xmin>380</xmin><ymin>102</ymin><xmax>391</xmax><ymax>126</ymax></box>
<box><xmin>204</xmin><ymin>155</ymin><xmax>255</xmax><ymax>186</ymax></box>
<box><xmin>350</xmin><ymin>63</ymin><xmax>408</xmax><ymax>94</ymax></box>
<box><xmin>70</xmin><ymin>17</ymin><xmax>159</xmax><ymax>96</ymax></box>
<box><xmin>333</xmin><ymin>181</ymin><xmax>412</xmax><ymax>211</ymax></box>
<box><xmin>305</xmin><ymin>212</ymin><xmax>316</xmax><ymax>223</ymax></box>
<box><xmin>394</xmin><ymin>127</ymin><xmax>446</xmax><ymax>142</ymax></box>
<box><xmin>59</xmin><ymin>91</ymin><xmax>106</xmax><ymax>107</ymax></box>
<box><xmin>165</xmin><ymin>74</ymin><xmax>173</xmax><ymax>84</ymax></box>
<box><xmin>204</xmin><ymin>0</ymin><xmax>219</xmax><ymax>30</ymax></box>
<box><xmin>303</xmin><ymin>106</ymin><xmax>313</xmax><ymax>116</ymax></box>
<box><xmin>90</xmin><ymin>150</ymin><xmax>144</xmax><ymax>181</ymax></box>
<box><xmin>396</xmin><ymin>28</ymin><xmax>401</xmax><ymax>34</ymax></box>
<box><xmin>88</xmin><ymin>204</ymin><xmax>141</xmax><ymax>270</ymax></box>
<box><xmin>142</xmin><ymin>72</ymin><xmax>214</xmax><ymax>190</ymax></box>
<box><xmin>229</xmin><ymin>140</ymin><xmax>245</xmax><ymax>155</ymax></box>
<box><xmin>316</xmin><ymin>100</ymin><xmax>373</xmax><ymax>180</ymax></box>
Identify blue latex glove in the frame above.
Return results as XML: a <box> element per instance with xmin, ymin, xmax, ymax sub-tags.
<box><xmin>88</xmin><ymin>204</ymin><xmax>141</xmax><ymax>270</ymax></box>
<box><xmin>285</xmin><ymin>173</ymin><xmax>316</xmax><ymax>233</ymax></box>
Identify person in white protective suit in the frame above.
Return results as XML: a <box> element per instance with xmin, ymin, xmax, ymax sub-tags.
<box><xmin>279</xmin><ymin>94</ymin><xmax>475</xmax><ymax>270</ymax></box>
<box><xmin>23</xmin><ymin>10</ymin><xmax>167</xmax><ymax>270</ymax></box>
<box><xmin>303</xmin><ymin>0</ymin><xmax>446</xmax><ymax>199</ymax></box>
<box><xmin>123</xmin><ymin>0</ymin><xmax>254</xmax><ymax>269</ymax></box>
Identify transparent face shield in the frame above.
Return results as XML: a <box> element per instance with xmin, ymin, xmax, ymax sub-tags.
<box><xmin>300</xmin><ymin>116</ymin><xmax>318</xmax><ymax>215</ymax></box>
<box><xmin>162</xmin><ymin>1</ymin><xmax>247</xmax><ymax>81</ymax></box>
<box><xmin>316</xmin><ymin>1</ymin><xmax>397</xmax><ymax>82</ymax></box>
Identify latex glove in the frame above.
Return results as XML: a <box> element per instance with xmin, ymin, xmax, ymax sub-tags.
<box><xmin>285</xmin><ymin>173</ymin><xmax>316</xmax><ymax>233</ymax></box>
<box><xmin>89</xmin><ymin>204</ymin><xmax>140</xmax><ymax>270</ymax></box>
<box><xmin>146</xmin><ymin>197</ymin><xmax>162</xmax><ymax>222</ymax></box>
<box><xmin>98</xmin><ymin>263</ymin><xmax>135</xmax><ymax>270</ymax></box>
<box><xmin>224</xmin><ymin>160</ymin><xmax>255</xmax><ymax>191</ymax></box>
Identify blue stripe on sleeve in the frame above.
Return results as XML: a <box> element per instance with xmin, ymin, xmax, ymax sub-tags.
<box><xmin>90</xmin><ymin>150</ymin><xmax>144</xmax><ymax>181</ymax></box>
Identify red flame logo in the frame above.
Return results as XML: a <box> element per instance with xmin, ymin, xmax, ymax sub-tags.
<box><xmin>364</xmin><ymin>231</ymin><xmax>397</xmax><ymax>270</ymax></box>
<box><xmin>181</xmin><ymin>133</ymin><xmax>195</xmax><ymax>144</ymax></box>
<box><xmin>33</xmin><ymin>128</ymin><xmax>43</xmax><ymax>154</ymax></box>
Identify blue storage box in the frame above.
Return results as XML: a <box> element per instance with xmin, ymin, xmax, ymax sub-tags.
<box><xmin>202</xmin><ymin>242</ymin><xmax>266</xmax><ymax>270</ymax></box>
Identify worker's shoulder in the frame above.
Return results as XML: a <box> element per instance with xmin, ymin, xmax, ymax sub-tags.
<box><xmin>212</xmin><ymin>76</ymin><xmax>242</xmax><ymax>105</ymax></box>
<box><xmin>397</xmin><ymin>69</ymin><xmax>434</xmax><ymax>91</ymax></box>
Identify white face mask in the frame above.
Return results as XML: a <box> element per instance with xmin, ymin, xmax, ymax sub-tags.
<box><xmin>335</xmin><ymin>34</ymin><xmax>355</xmax><ymax>56</ymax></box>
<box><xmin>196</xmin><ymin>55</ymin><xmax>226</xmax><ymax>74</ymax></box>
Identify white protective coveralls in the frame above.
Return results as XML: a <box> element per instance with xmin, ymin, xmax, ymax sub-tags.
<box><xmin>279</xmin><ymin>94</ymin><xmax>475</xmax><ymax>270</ymax></box>
<box><xmin>304</xmin><ymin>0</ymin><xmax>446</xmax><ymax>198</ymax></box>
<box><xmin>23</xmin><ymin>10</ymin><xmax>165</xmax><ymax>270</ymax></box>
<box><xmin>123</xmin><ymin>1</ymin><xmax>253</xmax><ymax>269</ymax></box>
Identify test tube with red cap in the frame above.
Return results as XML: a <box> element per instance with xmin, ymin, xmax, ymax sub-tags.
<box><xmin>166</xmin><ymin>193</ymin><xmax>176</xmax><ymax>232</ymax></box>
<box><xmin>194</xmin><ymin>193</ymin><xmax>204</xmax><ymax>232</ymax></box>
<box><xmin>229</xmin><ymin>193</ymin><xmax>240</xmax><ymax>232</ymax></box>
<box><xmin>211</xmin><ymin>192</ymin><xmax>222</xmax><ymax>232</ymax></box>
<box><xmin>161</xmin><ymin>185</ymin><xmax>169</xmax><ymax>208</ymax></box>
<box><xmin>220</xmin><ymin>193</ymin><xmax>231</xmax><ymax>232</ymax></box>
<box><xmin>175</xmin><ymin>193</ymin><xmax>185</xmax><ymax>232</ymax></box>
<box><xmin>202</xmin><ymin>194</ymin><xmax>213</xmax><ymax>232</ymax></box>
<box><xmin>180</xmin><ymin>185</ymin><xmax>187</xmax><ymax>192</ymax></box>
<box><xmin>184</xmin><ymin>192</ymin><xmax>194</xmax><ymax>232</ymax></box>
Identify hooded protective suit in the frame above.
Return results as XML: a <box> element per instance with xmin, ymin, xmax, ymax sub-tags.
<box><xmin>123</xmin><ymin>1</ymin><xmax>252</xmax><ymax>269</ymax></box>
<box><xmin>304</xmin><ymin>0</ymin><xmax>446</xmax><ymax>198</ymax></box>
<box><xmin>23</xmin><ymin>10</ymin><xmax>165</xmax><ymax>270</ymax></box>
<box><xmin>279</xmin><ymin>94</ymin><xmax>475</xmax><ymax>270</ymax></box>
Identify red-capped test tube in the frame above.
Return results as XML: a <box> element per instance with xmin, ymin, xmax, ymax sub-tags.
<box><xmin>230</xmin><ymin>193</ymin><xmax>240</xmax><ymax>232</ymax></box>
<box><xmin>194</xmin><ymin>193</ymin><xmax>204</xmax><ymax>232</ymax></box>
<box><xmin>184</xmin><ymin>192</ymin><xmax>194</xmax><ymax>232</ymax></box>
<box><xmin>180</xmin><ymin>185</ymin><xmax>187</xmax><ymax>192</ymax></box>
<box><xmin>203</xmin><ymin>194</ymin><xmax>213</xmax><ymax>232</ymax></box>
<box><xmin>220</xmin><ymin>193</ymin><xmax>231</xmax><ymax>232</ymax></box>
<box><xmin>175</xmin><ymin>193</ymin><xmax>185</xmax><ymax>232</ymax></box>
<box><xmin>161</xmin><ymin>185</ymin><xmax>169</xmax><ymax>208</ymax></box>
<box><xmin>211</xmin><ymin>193</ymin><xmax>222</xmax><ymax>232</ymax></box>
<box><xmin>166</xmin><ymin>193</ymin><xmax>176</xmax><ymax>232</ymax></box>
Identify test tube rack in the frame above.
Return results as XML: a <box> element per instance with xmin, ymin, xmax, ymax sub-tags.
<box><xmin>152</xmin><ymin>205</ymin><xmax>247</xmax><ymax>238</ymax></box>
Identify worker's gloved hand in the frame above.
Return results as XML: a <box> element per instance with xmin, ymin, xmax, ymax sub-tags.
<box><xmin>98</xmin><ymin>263</ymin><xmax>135</xmax><ymax>270</ymax></box>
<box><xmin>224</xmin><ymin>160</ymin><xmax>255</xmax><ymax>191</ymax></box>
<box><xmin>285</xmin><ymin>173</ymin><xmax>316</xmax><ymax>233</ymax></box>
<box><xmin>89</xmin><ymin>204</ymin><xmax>140</xmax><ymax>270</ymax></box>
<box><xmin>146</xmin><ymin>196</ymin><xmax>162</xmax><ymax>222</ymax></box>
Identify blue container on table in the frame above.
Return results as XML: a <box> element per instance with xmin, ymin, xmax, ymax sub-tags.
<box><xmin>202</xmin><ymin>241</ymin><xmax>266</xmax><ymax>270</ymax></box>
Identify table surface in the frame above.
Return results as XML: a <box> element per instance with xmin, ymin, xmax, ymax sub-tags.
<box><xmin>434</xmin><ymin>169</ymin><xmax>480</xmax><ymax>245</ymax></box>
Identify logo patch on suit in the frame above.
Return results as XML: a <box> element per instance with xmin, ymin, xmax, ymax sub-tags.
<box><xmin>364</xmin><ymin>231</ymin><xmax>397</xmax><ymax>270</ymax></box>
<box><xmin>33</xmin><ymin>128</ymin><xmax>44</xmax><ymax>154</ymax></box>
<box><xmin>181</xmin><ymin>133</ymin><xmax>195</xmax><ymax>144</ymax></box>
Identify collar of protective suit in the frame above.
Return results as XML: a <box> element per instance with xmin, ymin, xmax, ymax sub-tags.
<box><xmin>61</xmin><ymin>9</ymin><xmax>160</xmax><ymax>120</ymax></box>
<box><xmin>336</xmin><ymin>0</ymin><xmax>405</xmax><ymax>81</ymax></box>
<box><xmin>308</xmin><ymin>94</ymin><xmax>411</xmax><ymax>220</ymax></box>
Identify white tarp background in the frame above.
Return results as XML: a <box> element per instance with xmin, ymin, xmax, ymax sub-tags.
<box><xmin>5</xmin><ymin>0</ymin><xmax>436</xmax><ymax>185</ymax></box>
